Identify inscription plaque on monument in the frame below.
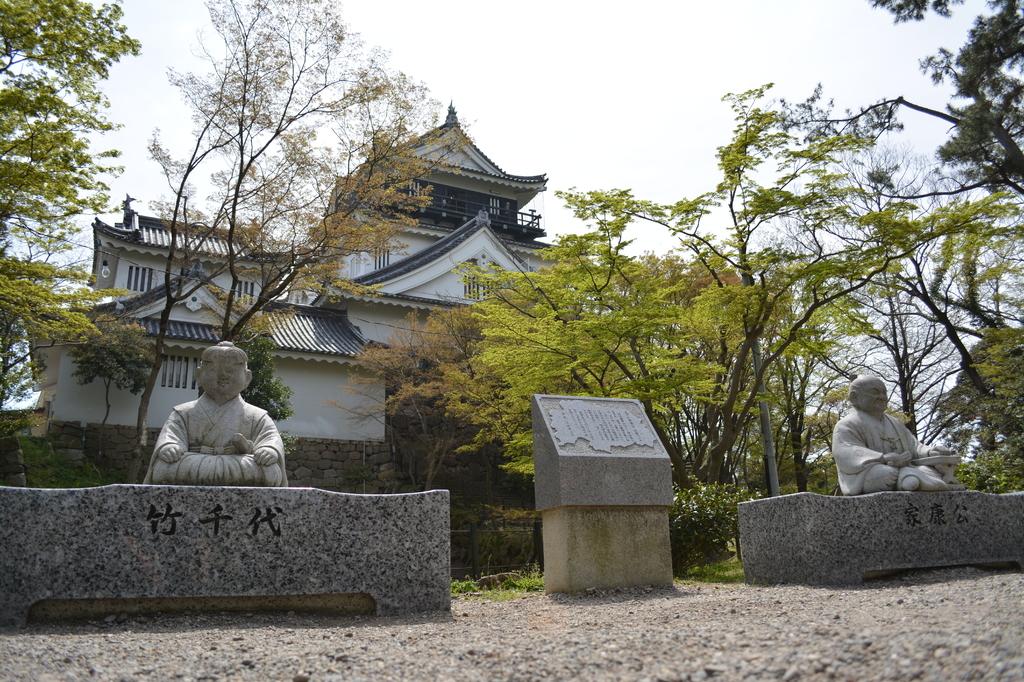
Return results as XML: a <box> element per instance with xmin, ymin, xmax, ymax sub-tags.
<box><xmin>547</xmin><ymin>399</ymin><xmax>659</xmax><ymax>455</ymax></box>
<box><xmin>532</xmin><ymin>395</ymin><xmax>672</xmax><ymax>510</ymax></box>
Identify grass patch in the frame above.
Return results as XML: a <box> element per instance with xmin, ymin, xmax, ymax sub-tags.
<box><xmin>451</xmin><ymin>565</ymin><xmax>544</xmax><ymax>600</ymax></box>
<box><xmin>451</xmin><ymin>578</ymin><xmax>480</xmax><ymax>594</ymax></box>
<box><xmin>680</xmin><ymin>555</ymin><xmax>745</xmax><ymax>583</ymax></box>
<box><xmin>20</xmin><ymin>436</ymin><xmax>118</xmax><ymax>488</ymax></box>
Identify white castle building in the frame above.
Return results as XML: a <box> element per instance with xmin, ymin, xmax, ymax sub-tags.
<box><xmin>37</xmin><ymin>107</ymin><xmax>548</xmax><ymax>490</ymax></box>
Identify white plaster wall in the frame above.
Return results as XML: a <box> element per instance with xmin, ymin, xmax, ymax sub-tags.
<box><xmin>51</xmin><ymin>348</ymin><xmax>198</xmax><ymax>427</ymax></box>
<box><xmin>113</xmin><ymin>252</ymin><xmax>167</xmax><ymax>291</ymax></box>
<box><xmin>51</xmin><ymin>347</ymin><xmax>385</xmax><ymax>441</ymax></box>
<box><xmin>404</xmin><ymin>270</ymin><xmax>471</xmax><ymax>301</ymax></box>
<box><xmin>275</xmin><ymin>358</ymin><xmax>384</xmax><ymax>440</ymax></box>
<box><xmin>162</xmin><ymin>300</ymin><xmax>222</xmax><ymax>324</ymax></box>
<box><xmin>513</xmin><ymin>248</ymin><xmax>550</xmax><ymax>272</ymax></box>
<box><xmin>346</xmin><ymin>301</ymin><xmax>425</xmax><ymax>345</ymax></box>
<box><xmin>338</xmin><ymin>232</ymin><xmax>439</xmax><ymax>279</ymax></box>
<box><xmin>392</xmin><ymin>231</ymin><xmax>437</xmax><ymax>258</ymax></box>
<box><xmin>210</xmin><ymin>270</ymin><xmax>262</xmax><ymax>296</ymax></box>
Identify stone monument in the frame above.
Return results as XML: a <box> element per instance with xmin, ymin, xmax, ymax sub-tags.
<box><xmin>0</xmin><ymin>485</ymin><xmax>451</xmax><ymax>625</ymax></box>
<box><xmin>532</xmin><ymin>395</ymin><xmax>673</xmax><ymax>593</ymax></box>
<box><xmin>144</xmin><ymin>341</ymin><xmax>287</xmax><ymax>486</ymax></box>
<box><xmin>739</xmin><ymin>490</ymin><xmax>1023</xmax><ymax>585</ymax></box>
<box><xmin>0</xmin><ymin>346</ymin><xmax>454</xmax><ymax>626</ymax></box>
<box><xmin>832</xmin><ymin>375</ymin><xmax>962</xmax><ymax>495</ymax></box>
<box><xmin>737</xmin><ymin>375</ymin><xmax>1020</xmax><ymax>586</ymax></box>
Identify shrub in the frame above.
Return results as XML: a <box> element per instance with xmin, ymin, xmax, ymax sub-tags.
<box><xmin>450</xmin><ymin>577</ymin><xmax>480</xmax><ymax>594</ymax></box>
<box><xmin>450</xmin><ymin>565</ymin><xmax>543</xmax><ymax>597</ymax></box>
<box><xmin>21</xmin><ymin>436</ymin><xmax>116</xmax><ymax>488</ymax></box>
<box><xmin>669</xmin><ymin>483</ymin><xmax>757</xmax><ymax>575</ymax></box>
<box><xmin>957</xmin><ymin>451</ymin><xmax>1024</xmax><ymax>493</ymax></box>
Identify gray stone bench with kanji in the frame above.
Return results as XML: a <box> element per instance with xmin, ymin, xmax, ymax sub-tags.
<box><xmin>0</xmin><ymin>485</ymin><xmax>450</xmax><ymax>626</ymax></box>
<box><xmin>739</xmin><ymin>491</ymin><xmax>1024</xmax><ymax>585</ymax></box>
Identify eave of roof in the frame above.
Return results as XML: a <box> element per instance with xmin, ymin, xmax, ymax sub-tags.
<box><xmin>125</xmin><ymin>294</ymin><xmax>365</xmax><ymax>358</ymax></box>
<box><xmin>352</xmin><ymin>212</ymin><xmax>491</xmax><ymax>286</ymax></box>
<box><xmin>344</xmin><ymin>291</ymin><xmax>461</xmax><ymax>309</ymax></box>
<box><xmin>264</xmin><ymin>302</ymin><xmax>366</xmax><ymax>357</ymax></box>
<box><xmin>95</xmin><ymin>215</ymin><xmax>288</xmax><ymax>263</ymax></box>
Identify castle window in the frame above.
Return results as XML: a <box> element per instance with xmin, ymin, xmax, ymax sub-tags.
<box><xmin>232</xmin><ymin>279</ymin><xmax>257</xmax><ymax>300</ymax></box>
<box><xmin>160</xmin><ymin>355</ymin><xmax>199</xmax><ymax>390</ymax></box>
<box><xmin>464</xmin><ymin>275</ymin><xmax>485</xmax><ymax>300</ymax></box>
<box><xmin>374</xmin><ymin>249</ymin><xmax>391</xmax><ymax>270</ymax></box>
<box><xmin>348</xmin><ymin>253</ymin><xmax>366</xmax><ymax>276</ymax></box>
<box><xmin>126</xmin><ymin>265</ymin><xmax>153</xmax><ymax>292</ymax></box>
<box><xmin>463</xmin><ymin>259</ymin><xmax>488</xmax><ymax>300</ymax></box>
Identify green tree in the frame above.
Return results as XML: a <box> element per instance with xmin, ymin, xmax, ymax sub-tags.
<box><xmin>462</xmin><ymin>224</ymin><xmax>716</xmax><ymax>488</ymax></box>
<box><xmin>127</xmin><ymin>0</ymin><xmax>437</xmax><ymax>481</ymax></box>
<box><xmin>790</xmin><ymin>0</ymin><xmax>1024</xmax><ymax>199</ymax></box>
<box><xmin>941</xmin><ymin>326</ymin><xmax>1024</xmax><ymax>491</ymax></box>
<box><xmin>581</xmin><ymin>86</ymin><xmax>904</xmax><ymax>485</ymax></box>
<box><xmin>0</xmin><ymin>0</ymin><xmax>139</xmax><ymax>238</ymax></box>
<box><xmin>0</xmin><ymin>258</ymin><xmax>100</xmax><ymax>417</ymax></box>
<box><xmin>69</xmin><ymin>315</ymin><xmax>152</xmax><ymax>440</ymax></box>
<box><xmin>455</xmin><ymin>86</ymin><xmax>1014</xmax><ymax>493</ymax></box>
<box><xmin>0</xmin><ymin>0</ymin><xmax>139</xmax><ymax>413</ymax></box>
<box><xmin>239</xmin><ymin>335</ymin><xmax>293</xmax><ymax>422</ymax></box>
<box><xmin>353</xmin><ymin>308</ymin><xmax>481</xmax><ymax>491</ymax></box>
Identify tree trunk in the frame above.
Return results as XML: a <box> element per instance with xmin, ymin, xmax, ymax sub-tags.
<box><xmin>99</xmin><ymin>379</ymin><xmax>112</xmax><ymax>459</ymax></box>
<box><xmin>790</xmin><ymin>418</ymin><xmax>808</xmax><ymax>492</ymax></box>
<box><xmin>126</xmin><ymin>337</ymin><xmax>167</xmax><ymax>483</ymax></box>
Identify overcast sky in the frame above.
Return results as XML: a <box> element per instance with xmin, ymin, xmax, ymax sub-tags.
<box><xmin>90</xmin><ymin>0</ymin><xmax>984</xmax><ymax>254</ymax></box>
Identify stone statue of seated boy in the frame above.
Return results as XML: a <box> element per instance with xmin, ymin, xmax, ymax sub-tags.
<box><xmin>144</xmin><ymin>341</ymin><xmax>288</xmax><ymax>486</ymax></box>
<box><xmin>832</xmin><ymin>375</ymin><xmax>962</xmax><ymax>495</ymax></box>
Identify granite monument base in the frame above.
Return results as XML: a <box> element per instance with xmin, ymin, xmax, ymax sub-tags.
<box><xmin>542</xmin><ymin>506</ymin><xmax>673</xmax><ymax>593</ymax></box>
<box><xmin>0</xmin><ymin>485</ymin><xmax>450</xmax><ymax>627</ymax></box>
<box><xmin>739</xmin><ymin>491</ymin><xmax>1024</xmax><ymax>585</ymax></box>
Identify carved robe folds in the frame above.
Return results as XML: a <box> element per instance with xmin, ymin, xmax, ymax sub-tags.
<box><xmin>832</xmin><ymin>410</ymin><xmax>958</xmax><ymax>495</ymax></box>
<box><xmin>144</xmin><ymin>395</ymin><xmax>287</xmax><ymax>486</ymax></box>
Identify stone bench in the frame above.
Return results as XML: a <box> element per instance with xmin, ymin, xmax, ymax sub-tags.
<box><xmin>0</xmin><ymin>485</ymin><xmax>450</xmax><ymax>626</ymax></box>
<box><xmin>739</xmin><ymin>491</ymin><xmax>1024</xmax><ymax>585</ymax></box>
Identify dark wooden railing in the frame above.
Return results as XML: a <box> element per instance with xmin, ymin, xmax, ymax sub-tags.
<box><xmin>408</xmin><ymin>183</ymin><xmax>544</xmax><ymax>239</ymax></box>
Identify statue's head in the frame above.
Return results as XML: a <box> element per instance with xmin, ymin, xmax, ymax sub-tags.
<box><xmin>197</xmin><ymin>341</ymin><xmax>252</xmax><ymax>404</ymax></box>
<box><xmin>848</xmin><ymin>375</ymin><xmax>887</xmax><ymax>418</ymax></box>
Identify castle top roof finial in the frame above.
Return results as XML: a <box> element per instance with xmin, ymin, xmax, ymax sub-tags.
<box><xmin>444</xmin><ymin>101</ymin><xmax>458</xmax><ymax>127</ymax></box>
<box><xmin>122</xmin><ymin>193</ymin><xmax>137</xmax><ymax>229</ymax></box>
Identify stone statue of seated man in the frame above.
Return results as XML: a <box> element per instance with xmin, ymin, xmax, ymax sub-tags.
<box><xmin>832</xmin><ymin>375</ymin><xmax>962</xmax><ymax>495</ymax></box>
<box><xmin>144</xmin><ymin>341</ymin><xmax>288</xmax><ymax>486</ymax></box>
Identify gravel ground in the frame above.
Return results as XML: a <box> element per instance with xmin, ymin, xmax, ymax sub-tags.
<box><xmin>1</xmin><ymin>566</ymin><xmax>1022</xmax><ymax>681</ymax></box>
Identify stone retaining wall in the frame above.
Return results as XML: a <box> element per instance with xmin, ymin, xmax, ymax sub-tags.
<box><xmin>48</xmin><ymin>421</ymin><xmax>160</xmax><ymax>472</ymax></box>
<box><xmin>46</xmin><ymin>421</ymin><xmax>531</xmax><ymax>503</ymax></box>
<box><xmin>285</xmin><ymin>436</ymin><xmax>403</xmax><ymax>492</ymax></box>
<box><xmin>48</xmin><ymin>421</ymin><xmax>407</xmax><ymax>492</ymax></box>
<box><xmin>0</xmin><ymin>435</ymin><xmax>26</xmax><ymax>486</ymax></box>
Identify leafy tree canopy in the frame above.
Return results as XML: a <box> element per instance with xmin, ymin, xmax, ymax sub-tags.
<box><xmin>239</xmin><ymin>335</ymin><xmax>293</xmax><ymax>422</ymax></box>
<box><xmin>0</xmin><ymin>0</ymin><xmax>140</xmax><ymax>238</ymax></box>
<box><xmin>0</xmin><ymin>1</ymin><xmax>139</xmax><ymax>412</ymax></box>
<box><xmin>788</xmin><ymin>0</ymin><xmax>1024</xmax><ymax>199</ymax></box>
<box><xmin>70</xmin><ymin>315</ymin><xmax>153</xmax><ymax>426</ymax></box>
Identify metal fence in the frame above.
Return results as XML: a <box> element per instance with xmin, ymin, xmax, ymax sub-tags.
<box><xmin>450</xmin><ymin>519</ymin><xmax>543</xmax><ymax>579</ymax></box>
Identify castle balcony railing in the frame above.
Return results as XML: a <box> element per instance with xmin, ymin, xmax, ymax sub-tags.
<box><xmin>406</xmin><ymin>183</ymin><xmax>544</xmax><ymax>240</ymax></box>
